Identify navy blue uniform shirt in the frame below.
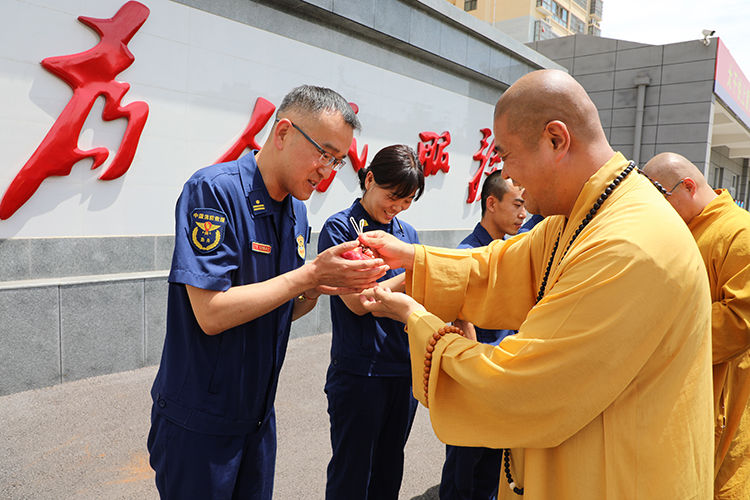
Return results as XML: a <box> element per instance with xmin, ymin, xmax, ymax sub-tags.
<box><xmin>318</xmin><ymin>199</ymin><xmax>420</xmax><ymax>377</ymax></box>
<box><xmin>151</xmin><ymin>152</ymin><xmax>310</xmax><ymax>436</ymax></box>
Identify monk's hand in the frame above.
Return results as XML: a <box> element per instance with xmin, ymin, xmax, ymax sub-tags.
<box><xmin>359</xmin><ymin>286</ymin><xmax>425</xmax><ymax>323</ymax></box>
<box><xmin>357</xmin><ymin>230</ymin><xmax>415</xmax><ymax>271</ymax></box>
<box><xmin>312</xmin><ymin>240</ymin><xmax>389</xmax><ymax>295</ymax></box>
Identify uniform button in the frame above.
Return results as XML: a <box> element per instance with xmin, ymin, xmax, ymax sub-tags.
<box><xmin>333</xmin><ymin>358</ymin><xmax>338</xmax><ymax>365</ymax></box>
<box><xmin>158</xmin><ymin>399</ymin><xmax>166</xmax><ymax>408</ymax></box>
<box><xmin>257</xmin><ymin>421</ymin><xmax>262</xmax><ymax>428</ymax></box>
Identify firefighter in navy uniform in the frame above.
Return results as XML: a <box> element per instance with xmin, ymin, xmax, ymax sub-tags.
<box><xmin>148</xmin><ymin>85</ymin><xmax>387</xmax><ymax>500</ymax></box>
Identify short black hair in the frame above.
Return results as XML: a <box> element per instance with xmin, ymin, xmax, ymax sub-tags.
<box><xmin>480</xmin><ymin>169</ymin><xmax>512</xmax><ymax>217</ymax></box>
<box><xmin>277</xmin><ymin>85</ymin><xmax>361</xmax><ymax>132</ymax></box>
<box><xmin>357</xmin><ymin>145</ymin><xmax>425</xmax><ymax>201</ymax></box>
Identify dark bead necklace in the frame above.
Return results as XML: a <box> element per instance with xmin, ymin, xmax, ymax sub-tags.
<box><xmin>503</xmin><ymin>161</ymin><xmax>637</xmax><ymax>496</ymax></box>
<box><xmin>535</xmin><ymin>161</ymin><xmax>636</xmax><ymax>304</ymax></box>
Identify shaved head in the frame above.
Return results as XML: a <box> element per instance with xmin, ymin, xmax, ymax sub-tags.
<box><xmin>492</xmin><ymin>69</ymin><xmax>615</xmax><ymax>218</ymax></box>
<box><xmin>494</xmin><ymin>69</ymin><xmax>606</xmax><ymax>149</ymax></box>
<box><xmin>641</xmin><ymin>153</ymin><xmax>709</xmax><ymax>191</ymax></box>
<box><xmin>642</xmin><ymin>152</ymin><xmax>717</xmax><ymax>223</ymax></box>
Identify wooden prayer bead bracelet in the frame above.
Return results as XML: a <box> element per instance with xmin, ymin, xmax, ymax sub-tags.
<box><xmin>422</xmin><ymin>325</ymin><xmax>465</xmax><ymax>407</ymax></box>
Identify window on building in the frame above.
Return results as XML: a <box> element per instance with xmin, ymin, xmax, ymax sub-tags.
<box><xmin>713</xmin><ymin>167</ymin><xmax>723</xmax><ymax>189</ymax></box>
<box><xmin>536</xmin><ymin>0</ymin><xmax>553</xmax><ymax>12</ymax></box>
<box><xmin>570</xmin><ymin>15</ymin><xmax>585</xmax><ymax>34</ymax></box>
<box><xmin>464</xmin><ymin>0</ymin><xmax>478</xmax><ymax>11</ymax></box>
<box><xmin>588</xmin><ymin>24</ymin><xmax>601</xmax><ymax>36</ymax></box>
<box><xmin>573</xmin><ymin>0</ymin><xmax>587</xmax><ymax>9</ymax></box>
<box><xmin>727</xmin><ymin>171</ymin><xmax>738</xmax><ymax>198</ymax></box>
<box><xmin>551</xmin><ymin>1</ymin><xmax>569</xmax><ymax>27</ymax></box>
<box><xmin>533</xmin><ymin>19</ymin><xmax>559</xmax><ymax>41</ymax></box>
<box><xmin>589</xmin><ymin>0</ymin><xmax>603</xmax><ymax>18</ymax></box>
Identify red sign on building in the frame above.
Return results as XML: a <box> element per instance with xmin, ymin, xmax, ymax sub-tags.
<box><xmin>0</xmin><ymin>1</ymin><xmax>151</xmax><ymax>220</ymax></box>
<box><xmin>417</xmin><ymin>131</ymin><xmax>451</xmax><ymax>177</ymax></box>
<box><xmin>467</xmin><ymin>128</ymin><xmax>501</xmax><ymax>203</ymax></box>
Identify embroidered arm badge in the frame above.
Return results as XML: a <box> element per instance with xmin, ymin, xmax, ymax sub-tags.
<box><xmin>190</xmin><ymin>208</ymin><xmax>228</xmax><ymax>253</ymax></box>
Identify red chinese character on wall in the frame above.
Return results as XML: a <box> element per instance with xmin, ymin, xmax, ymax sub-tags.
<box><xmin>417</xmin><ymin>131</ymin><xmax>451</xmax><ymax>176</ymax></box>
<box><xmin>0</xmin><ymin>1</ymin><xmax>150</xmax><ymax>220</ymax></box>
<box><xmin>316</xmin><ymin>137</ymin><xmax>368</xmax><ymax>192</ymax></box>
<box><xmin>215</xmin><ymin>97</ymin><xmax>276</xmax><ymax>164</ymax></box>
<box><xmin>316</xmin><ymin>102</ymin><xmax>368</xmax><ymax>192</ymax></box>
<box><xmin>215</xmin><ymin>99</ymin><xmax>367</xmax><ymax>194</ymax></box>
<box><xmin>467</xmin><ymin>128</ymin><xmax>501</xmax><ymax>203</ymax></box>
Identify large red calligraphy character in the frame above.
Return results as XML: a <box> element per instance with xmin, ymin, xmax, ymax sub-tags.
<box><xmin>417</xmin><ymin>131</ymin><xmax>451</xmax><ymax>177</ymax></box>
<box><xmin>215</xmin><ymin>97</ymin><xmax>276</xmax><ymax>164</ymax></box>
<box><xmin>467</xmin><ymin>128</ymin><xmax>501</xmax><ymax>203</ymax></box>
<box><xmin>0</xmin><ymin>1</ymin><xmax>151</xmax><ymax>220</ymax></box>
<box><xmin>316</xmin><ymin>102</ymin><xmax>367</xmax><ymax>193</ymax></box>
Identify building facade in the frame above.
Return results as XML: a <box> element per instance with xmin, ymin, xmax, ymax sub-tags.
<box><xmin>528</xmin><ymin>34</ymin><xmax>750</xmax><ymax>206</ymax></box>
<box><xmin>0</xmin><ymin>0</ymin><xmax>562</xmax><ymax>395</ymax></box>
<box><xmin>445</xmin><ymin>0</ymin><xmax>603</xmax><ymax>43</ymax></box>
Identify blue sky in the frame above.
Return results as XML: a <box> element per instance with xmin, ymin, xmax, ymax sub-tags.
<box><xmin>601</xmin><ymin>0</ymin><xmax>750</xmax><ymax>78</ymax></box>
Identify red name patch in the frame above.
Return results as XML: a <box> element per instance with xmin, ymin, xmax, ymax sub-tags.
<box><xmin>251</xmin><ymin>242</ymin><xmax>272</xmax><ymax>254</ymax></box>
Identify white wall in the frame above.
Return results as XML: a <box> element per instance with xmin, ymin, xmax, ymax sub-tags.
<box><xmin>0</xmin><ymin>0</ymin><xmax>498</xmax><ymax>238</ymax></box>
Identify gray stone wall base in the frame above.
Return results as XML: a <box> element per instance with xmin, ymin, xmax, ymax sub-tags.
<box><xmin>0</xmin><ymin>229</ymin><xmax>470</xmax><ymax>396</ymax></box>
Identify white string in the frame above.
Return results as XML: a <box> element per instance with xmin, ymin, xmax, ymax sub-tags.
<box><xmin>349</xmin><ymin>216</ymin><xmax>364</xmax><ymax>236</ymax></box>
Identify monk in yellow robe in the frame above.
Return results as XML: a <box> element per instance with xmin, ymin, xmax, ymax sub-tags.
<box><xmin>358</xmin><ymin>70</ymin><xmax>714</xmax><ymax>500</ymax></box>
<box><xmin>642</xmin><ymin>153</ymin><xmax>750</xmax><ymax>500</ymax></box>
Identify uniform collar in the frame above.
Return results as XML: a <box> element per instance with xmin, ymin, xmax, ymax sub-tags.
<box><xmin>471</xmin><ymin>222</ymin><xmax>494</xmax><ymax>246</ymax></box>
<box><xmin>351</xmin><ymin>198</ymin><xmax>404</xmax><ymax>236</ymax></box>
<box><xmin>239</xmin><ymin>151</ymin><xmax>296</xmax><ymax>222</ymax></box>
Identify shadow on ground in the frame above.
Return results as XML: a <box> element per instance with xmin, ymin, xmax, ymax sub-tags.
<box><xmin>410</xmin><ymin>484</ymin><xmax>440</xmax><ymax>500</ymax></box>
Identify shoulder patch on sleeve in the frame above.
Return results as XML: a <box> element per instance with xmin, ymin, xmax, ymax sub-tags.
<box><xmin>189</xmin><ymin>208</ymin><xmax>228</xmax><ymax>253</ymax></box>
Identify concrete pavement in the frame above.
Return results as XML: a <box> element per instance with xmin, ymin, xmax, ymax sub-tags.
<box><xmin>0</xmin><ymin>332</ymin><xmax>445</xmax><ymax>499</ymax></box>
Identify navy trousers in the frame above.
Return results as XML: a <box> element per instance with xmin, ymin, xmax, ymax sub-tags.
<box><xmin>147</xmin><ymin>407</ymin><xmax>277</xmax><ymax>500</ymax></box>
<box><xmin>324</xmin><ymin>368</ymin><xmax>418</xmax><ymax>500</ymax></box>
<box><xmin>439</xmin><ymin>444</ymin><xmax>502</xmax><ymax>500</ymax></box>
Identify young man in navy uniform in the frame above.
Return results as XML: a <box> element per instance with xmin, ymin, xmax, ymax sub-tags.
<box><xmin>440</xmin><ymin>170</ymin><xmax>527</xmax><ymax>500</ymax></box>
<box><xmin>147</xmin><ymin>85</ymin><xmax>388</xmax><ymax>500</ymax></box>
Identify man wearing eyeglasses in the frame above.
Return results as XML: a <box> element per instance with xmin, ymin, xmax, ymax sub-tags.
<box><xmin>147</xmin><ymin>85</ymin><xmax>388</xmax><ymax>500</ymax></box>
<box><xmin>642</xmin><ymin>152</ymin><xmax>750</xmax><ymax>500</ymax></box>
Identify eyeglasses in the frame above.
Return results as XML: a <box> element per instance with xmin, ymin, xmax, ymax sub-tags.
<box><xmin>286</xmin><ymin>120</ymin><xmax>347</xmax><ymax>171</ymax></box>
<box><xmin>664</xmin><ymin>179</ymin><xmax>684</xmax><ymax>197</ymax></box>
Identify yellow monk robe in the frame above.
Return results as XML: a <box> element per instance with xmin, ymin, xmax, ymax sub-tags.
<box><xmin>688</xmin><ymin>190</ymin><xmax>750</xmax><ymax>500</ymax></box>
<box><xmin>405</xmin><ymin>153</ymin><xmax>714</xmax><ymax>500</ymax></box>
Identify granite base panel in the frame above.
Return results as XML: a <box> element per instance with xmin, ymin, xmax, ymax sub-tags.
<box><xmin>0</xmin><ymin>229</ymin><xmax>470</xmax><ymax>395</ymax></box>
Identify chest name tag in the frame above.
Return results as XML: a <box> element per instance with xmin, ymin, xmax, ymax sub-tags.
<box><xmin>252</xmin><ymin>241</ymin><xmax>272</xmax><ymax>254</ymax></box>
<box><xmin>190</xmin><ymin>208</ymin><xmax>227</xmax><ymax>253</ymax></box>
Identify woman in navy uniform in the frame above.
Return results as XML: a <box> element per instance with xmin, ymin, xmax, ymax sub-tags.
<box><xmin>318</xmin><ymin>144</ymin><xmax>425</xmax><ymax>500</ymax></box>
<box><xmin>147</xmin><ymin>86</ymin><xmax>388</xmax><ymax>500</ymax></box>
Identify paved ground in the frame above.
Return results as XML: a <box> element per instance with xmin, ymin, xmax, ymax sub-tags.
<box><xmin>0</xmin><ymin>333</ymin><xmax>444</xmax><ymax>499</ymax></box>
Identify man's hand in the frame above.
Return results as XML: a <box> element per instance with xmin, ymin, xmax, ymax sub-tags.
<box><xmin>452</xmin><ymin>318</ymin><xmax>477</xmax><ymax>341</ymax></box>
<box><xmin>359</xmin><ymin>286</ymin><xmax>425</xmax><ymax>324</ymax></box>
<box><xmin>357</xmin><ymin>230</ymin><xmax>415</xmax><ymax>271</ymax></box>
<box><xmin>311</xmin><ymin>240</ymin><xmax>389</xmax><ymax>295</ymax></box>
